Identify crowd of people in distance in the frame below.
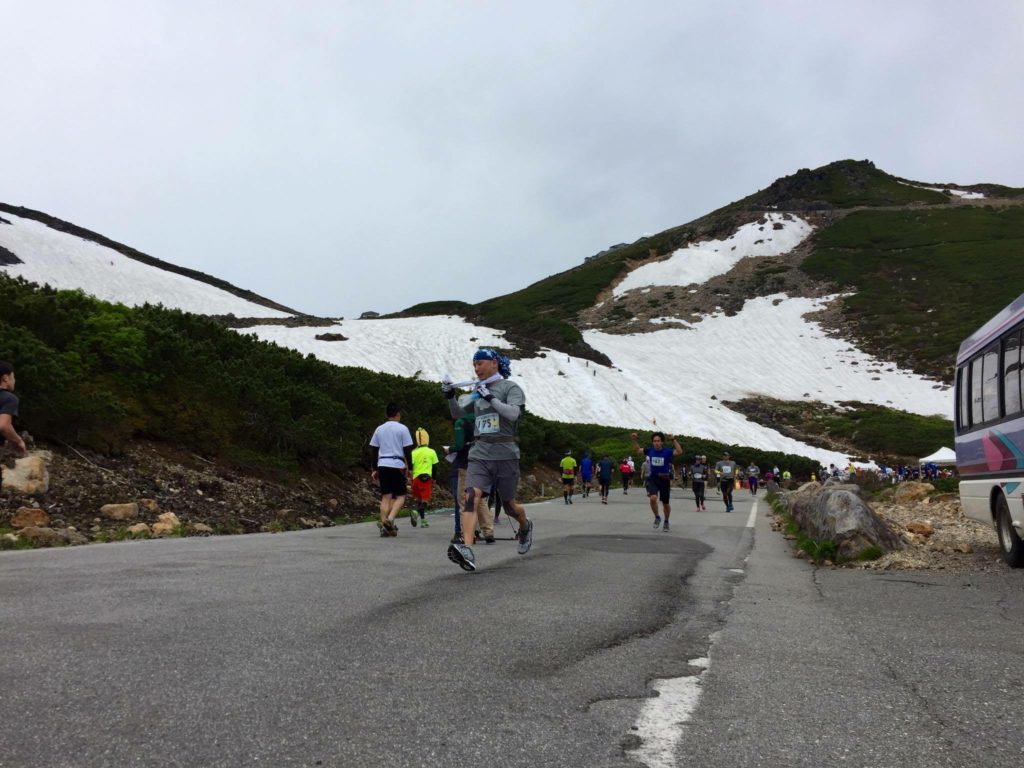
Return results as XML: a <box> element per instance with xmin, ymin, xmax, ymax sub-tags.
<box><xmin>818</xmin><ymin>461</ymin><xmax>956</xmax><ymax>484</ymax></box>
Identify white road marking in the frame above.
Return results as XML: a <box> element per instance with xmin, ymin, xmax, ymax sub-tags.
<box><xmin>631</xmin><ymin>656</ymin><xmax>711</xmax><ymax>768</ymax></box>
<box><xmin>746</xmin><ymin>499</ymin><xmax>758</xmax><ymax>528</ymax></box>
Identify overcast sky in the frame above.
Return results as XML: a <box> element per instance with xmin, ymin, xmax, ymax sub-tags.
<box><xmin>2</xmin><ymin>1</ymin><xmax>1022</xmax><ymax>318</ymax></box>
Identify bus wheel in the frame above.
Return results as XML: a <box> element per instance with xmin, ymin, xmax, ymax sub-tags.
<box><xmin>995</xmin><ymin>493</ymin><xmax>1024</xmax><ymax>568</ymax></box>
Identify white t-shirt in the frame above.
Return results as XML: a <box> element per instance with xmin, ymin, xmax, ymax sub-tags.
<box><xmin>369</xmin><ymin>420</ymin><xmax>413</xmax><ymax>469</ymax></box>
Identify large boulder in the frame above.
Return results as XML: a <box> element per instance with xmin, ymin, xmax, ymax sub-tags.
<box><xmin>2</xmin><ymin>452</ymin><xmax>51</xmax><ymax>495</ymax></box>
<box><xmin>783</xmin><ymin>484</ymin><xmax>903</xmax><ymax>561</ymax></box>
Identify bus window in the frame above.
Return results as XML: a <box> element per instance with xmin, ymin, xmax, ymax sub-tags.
<box><xmin>971</xmin><ymin>357</ymin><xmax>984</xmax><ymax>424</ymax></box>
<box><xmin>957</xmin><ymin>366</ymin><xmax>970</xmax><ymax>430</ymax></box>
<box><xmin>982</xmin><ymin>346</ymin><xmax>1000</xmax><ymax>421</ymax></box>
<box><xmin>1004</xmin><ymin>331</ymin><xmax>1022</xmax><ymax>417</ymax></box>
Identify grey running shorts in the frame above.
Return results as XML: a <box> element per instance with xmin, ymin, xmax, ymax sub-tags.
<box><xmin>465</xmin><ymin>458</ymin><xmax>520</xmax><ymax>503</ymax></box>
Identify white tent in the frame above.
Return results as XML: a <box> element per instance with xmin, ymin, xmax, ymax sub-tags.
<box><xmin>919</xmin><ymin>447</ymin><xmax>957</xmax><ymax>466</ymax></box>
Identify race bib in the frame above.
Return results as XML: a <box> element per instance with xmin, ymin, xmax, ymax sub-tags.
<box><xmin>651</xmin><ymin>456</ymin><xmax>665</xmax><ymax>467</ymax></box>
<box><xmin>721</xmin><ymin>466</ymin><xmax>733</xmax><ymax>476</ymax></box>
<box><xmin>693</xmin><ymin>472</ymin><xmax>703</xmax><ymax>480</ymax></box>
<box><xmin>476</xmin><ymin>412</ymin><xmax>500</xmax><ymax>435</ymax></box>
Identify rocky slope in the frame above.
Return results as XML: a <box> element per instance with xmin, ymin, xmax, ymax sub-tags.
<box><xmin>0</xmin><ymin>440</ymin><xmax>561</xmax><ymax>548</ymax></box>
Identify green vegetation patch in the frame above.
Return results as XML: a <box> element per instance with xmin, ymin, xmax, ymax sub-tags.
<box><xmin>802</xmin><ymin>206</ymin><xmax>1024</xmax><ymax>380</ymax></box>
<box><xmin>728</xmin><ymin>397</ymin><xmax>952</xmax><ymax>464</ymax></box>
<box><xmin>0</xmin><ymin>276</ymin><xmax>824</xmax><ymax>481</ymax></box>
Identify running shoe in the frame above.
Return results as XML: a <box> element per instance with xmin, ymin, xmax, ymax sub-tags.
<box><xmin>662</xmin><ymin>521</ymin><xmax>670</xmax><ymax>532</ymax></box>
<box><xmin>421</xmin><ymin>516</ymin><xmax>429</xmax><ymax>528</ymax></box>
<box><xmin>410</xmin><ymin>512</ymin><xmax>418</xmax><ymax>528</ymax></box>
<box><xmin>377</xmin><ymin>521</ymin><xmax>388</xmax><ymax>537</ymax></box>
<box><xmin>568</xmin><ymin>497</ymin><xmax>573</xmax><ymax>504</ymax></box>
<box><xmin>701</xmin><ymin>503</ymin><xmax>706</xmax><ymax>511</ymax></box>
<box><xmin>517</xmin><ymin>519</ymin><xmax>534</xmax><ymax>555</ymax></box>
<box><xmin>447</xmin><ymin>542</ymin><xmax>476</xmax><ymax>572</ymax></box>
<box><xmin>653</xmin><ymin>515</ymin><xmax>661</xmax><ymax>529</ymax></box>
<box><xmin>484</xmin><ymin>535</ymin><xmax>495</xmax><ymax>544</ymax></box>
<box><xmin>387</xmin><ymin>521</ymin><xmax>399</xmax><ymax>536</ymax></box>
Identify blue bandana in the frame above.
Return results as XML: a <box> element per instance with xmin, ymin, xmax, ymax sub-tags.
<box><xmin>473</xmin><ymin>348</ymin><xmax>512</xmax><ymax>378</ymax></box>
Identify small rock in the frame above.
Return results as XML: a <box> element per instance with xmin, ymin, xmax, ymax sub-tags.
<box><xmin>17</xmin><ymin>526</ymin><xmax>64</xmax><ymax>547</ymax></box>
<box><xmin>190</xmin><ymin>522</ymin><xmax>214</xmax><ymax>535</ymax></box>
<box><xmin>151</xmin><ymin>512</ymin><xmax>181</xmax><ymax>537</ymax></box>
<box><xmin>905</xmin><ymin>520</ymin><xmax>935</xmax><ymax>537</ymax></box>
<box><xmin>100</xmin><ymin>503</ymin><xmax>139</xmax><ymax>521</ymax></box>
<box><xmin>140</xmin><ymin>498</ymin><xmax>160</xmax><ymax>514</ymax></box>
<box><xmin>11</xmin><ymin>506</ymin><xmax>49</xmax><ymax>528</ymax></box>
<box><xmin>127</xmin><ymin>523</ymin><xmax>151</xmax><ymax>537</ymax></box>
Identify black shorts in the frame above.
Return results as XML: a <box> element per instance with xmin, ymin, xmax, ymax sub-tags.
<box><xmin>645</xmin><ymin>475</ymin><xmax>671</xmax><ymax>503</ymax></box>
<box><xmin>562</xmin><ymin>477</ymin><xmax>575</xmax><ymax>486</ymax></box>
<box><xmin>377</xmin><ymin>467</ymin><xmax>407</xmax><ymax>497</ymax></box>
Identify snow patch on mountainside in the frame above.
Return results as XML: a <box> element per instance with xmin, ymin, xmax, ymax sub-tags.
<box><xmin>613</xmin><ymin>214</ymin><xmax>814</xmax><ymax>296</ymax></box>
<box><xmin>898</xmin><ymin>181</ymin><xmax>985</xmax><ymax>200</ymax></box>
<box><xmin>240</xmin><ymin>293</ymin><xmax>950</xmax><ymax>465</ymax></box>
<box><xmin>0</xmin><ymin>210</ymin><xmax>291</xmax><ymax>318</ymax></box>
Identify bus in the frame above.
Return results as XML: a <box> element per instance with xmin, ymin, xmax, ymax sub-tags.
<box><xmin>955</xmin><ymin>292</ymin><xmax>1024</xmax><ymax>567</ymax></box>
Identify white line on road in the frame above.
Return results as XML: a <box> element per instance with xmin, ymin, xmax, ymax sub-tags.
<box><xmin>746</xmin><ymin>499</ymin><xmax>758</xmax><ymax>528</ymax></box>
<box><xmin>631</xmin><ymin>656</ymin><xmax>710</xmax><ymax>768</ymax></box>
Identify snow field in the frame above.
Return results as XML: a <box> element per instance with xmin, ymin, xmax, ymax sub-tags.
<box><xmin>613</xmin><ymin>214</ymin><xmax>814</xmax><ymax>296</ymax></box>
<box><xmin>0</xmin><ymin>211</ymin><xmax>291</xmax><ymax>318</ymax></box>
<box><xmin>239</xmin><ymin>293</ymin><xmax>951</xmax><ymax>466</ymax></box>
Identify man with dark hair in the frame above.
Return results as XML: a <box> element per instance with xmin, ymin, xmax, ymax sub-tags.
<box><xmin>442</xmin><ymin>349</ymin><xmax>533</xmax><ymax>572</ymax></box>
<box><xmin>632</xmin><ymin>431</ymin><xmax>682</xmax><ymax>531</ymax></box>
<box><xmin>368</xmin><ymin>402</ymin><xmax>414</xmax><ymax>537</ymax></box>
<box><xmin>0</xmin><ymin>362</ymin><xmax>26</xmax><ymax>465</ymax></box>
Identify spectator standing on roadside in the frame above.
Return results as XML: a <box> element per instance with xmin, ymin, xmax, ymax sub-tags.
<box><xmin>0</xmin><ymin>362</ymin><xmax>27</xmax><ymax>475</ymax></box>
<box><xmin>369</xmin><ymin>403</ymin><xmax>414</xmax><ymax>537</ymax></box>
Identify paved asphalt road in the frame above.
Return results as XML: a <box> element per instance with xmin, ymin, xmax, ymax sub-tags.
<box><xmin>1</xmin><ymin>483</ymin><xmax>1021</xmax><ymax>768</ymax></box>
<box><xmin>0</xmin><ymin>484</ymin><xmax>752</xmax><ymax>768</ymax></box>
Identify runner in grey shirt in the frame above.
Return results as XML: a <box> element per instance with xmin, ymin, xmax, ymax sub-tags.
<box><xmin>715</xmin><ymin>451</ymin><xmax>738</xmax><ymax>512</ymax></box>
<box><xmin>442</xmin><ymin>348</ymin><xmax>534</xmax><ymax>572</ymax></box>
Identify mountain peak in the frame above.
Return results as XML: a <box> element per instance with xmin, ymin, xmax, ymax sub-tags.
<box><xmin>736</xmin><ymin>159</ymin><xmax>948</xmax><ymax>210</ymax></box>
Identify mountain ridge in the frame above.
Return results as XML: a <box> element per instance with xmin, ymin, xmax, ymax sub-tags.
<box><xmin>0</xmin><ymin>202</ymin><xmax>305</xmax><ymax>317</ymax></box>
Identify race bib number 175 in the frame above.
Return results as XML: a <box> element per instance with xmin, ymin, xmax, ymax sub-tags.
<box><xmin>476</xmin><ymin>413</ymin><xmax>500</xmax><ymax>435</ymax></box>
